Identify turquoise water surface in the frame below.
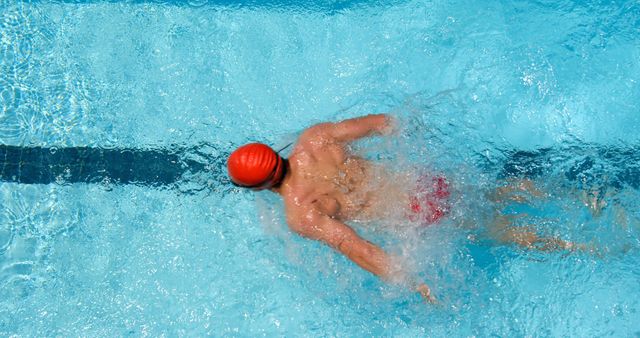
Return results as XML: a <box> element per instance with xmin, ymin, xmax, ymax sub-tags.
<box><xmin>1</xmin><ymin>0</ymin><xmax>639</xmax><ymax>336</ymax></box>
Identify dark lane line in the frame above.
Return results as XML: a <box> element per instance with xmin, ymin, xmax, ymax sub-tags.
<box><xmin>498</xmin><ymin>145</ymin><xmax>640</xmax><ymax>190</ymax></box>
<box><xmin>0</xmin><ymin>144</ymin><xmax>228</xmax><ymax>187</ymax></box>
<box><xmin>1</xmin><ymin>144</ymin><xmax>638</xmax><ymax>190</ymax></box>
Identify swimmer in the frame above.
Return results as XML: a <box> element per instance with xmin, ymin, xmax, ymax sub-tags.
<box><xmin>227</xmin><ymin>114</ymin><xmax>438</xmax><ymax>302</ymax></box>
<box><xmin>226</xmin><ymin>114</ymin><xmax>588</xmax><ymax>303</ymax></box>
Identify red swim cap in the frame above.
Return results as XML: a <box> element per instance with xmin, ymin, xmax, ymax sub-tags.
<box><xmin>227</xmin><ymin>143</ymin><xmax>285</xmax><ymax>190</ymax></box>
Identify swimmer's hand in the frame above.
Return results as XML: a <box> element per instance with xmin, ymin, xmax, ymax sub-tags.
<box><xmin>416</xmin><ymin>283</ymin><xmax>436</xmax><ymax>304</ymax></box>
<box><xmin>379</xmin><ymin>114</ymin><xmax>397</xmax><ymax>136</ymax></box>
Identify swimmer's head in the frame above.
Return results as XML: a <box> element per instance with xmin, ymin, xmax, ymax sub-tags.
<box><xmin>227</xmin><ymin>143</ymin><xmax>287</xmax><ymax>190</ymax></box>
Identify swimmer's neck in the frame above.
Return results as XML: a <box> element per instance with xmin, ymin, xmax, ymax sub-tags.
<box><xmin>270</xmin><ymin>159</ymin><xmax>291</xmax><ymax>195</ymax></box>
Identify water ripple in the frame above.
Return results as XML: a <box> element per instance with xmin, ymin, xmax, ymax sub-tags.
<box><xmin>0</xmin><ymin>1</ymin><xmax>95</xmax><ymax>145</ymax></box>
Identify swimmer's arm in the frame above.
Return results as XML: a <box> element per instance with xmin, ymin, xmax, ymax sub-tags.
<box><xmin>291</xmin><ymin>213</ymin><xmax>435</xmax><ymax>302</ymax></box>
<box><xmin>318</xmin><ymin>216</ymin><xmax>392</xmax><ymax>278</ymax></box>
<box><xmin>317</xmin><ymin>114</ymin><xmax>393</xmax><ymax>142</ymax></box>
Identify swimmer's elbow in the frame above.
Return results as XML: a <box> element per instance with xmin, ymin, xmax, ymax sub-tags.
<box><xmin>335</xmin><ymin>236</ymin><xmax>353</xmax><ymax>255</ymax></box>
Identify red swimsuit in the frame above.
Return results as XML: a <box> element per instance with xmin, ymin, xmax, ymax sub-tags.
<box><xmin>408</xmin><ymin>175</ymin><xmax>450</xmax><ymax>225</ymax></box>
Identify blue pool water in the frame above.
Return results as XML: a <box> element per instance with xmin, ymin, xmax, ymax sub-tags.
<box><xmin>1</xmin><ymin>0</ymin><xmax>639</xmax><ymax>336</ymax></box>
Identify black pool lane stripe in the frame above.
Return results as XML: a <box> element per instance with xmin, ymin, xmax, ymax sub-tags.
<box><xmin>0</xmin><ymin>144</ymin><xmax>227</xmax><ymax>187</ymax></box>
<box><xmin>498</xmin><ymin>146</ymin><xmax>640</xmax><ymax>190</ymax></box>
<box><xmin>1</xmin><ymin>144</ymin><xmax>639</xmax><ymax>190</ymax></box>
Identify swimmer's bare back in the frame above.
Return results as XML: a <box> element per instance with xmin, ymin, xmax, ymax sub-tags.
<box><xmin>271</xmin><ymin>114</ymin><xmax>435</xmax><ymax>302</ymax></box>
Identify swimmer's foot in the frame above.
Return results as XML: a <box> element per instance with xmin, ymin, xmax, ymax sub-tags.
<box><xmin>521</xmin><ymin>236</ymin><xmax>603</xmax><ymax>257</ymax></box>
<box><xmin>567</xmin><ymin>241</ymin><xmax>608</xmax><ymax>257</ymax></box>
<box><xmin>494</xmin><ymin>225</ymin><xmax>582</xmax><ymax>254</ymax></box>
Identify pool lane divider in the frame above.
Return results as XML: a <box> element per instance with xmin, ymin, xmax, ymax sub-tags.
<box><xmin>0</xmin><ymin>144</ymin><xmax>228</xmax><ymax>187</ymax></box>
<box><xmin>0</xmin><ymin>144</ymin><xmax>638</xmax><ymax>190</ymax></box>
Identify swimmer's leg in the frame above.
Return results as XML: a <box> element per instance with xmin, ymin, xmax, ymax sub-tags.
<box><xmin>487</xmin><ymin>180</ymin><xmax>584</xmax><ymax>252</ymax></box>
<box><xmin>488</xmin><ymin>214</ymin><xmax>593</xmax><ymax>253</ymax></box>
<box><xmin>499</xmin><ymin>226</ymin><xmax>577</xmax><ymax>251</ymax></box>
<box><xmin>489</xmin><ymin>178</ymin><xmax>546</xmax><ymax>204</ymax></box>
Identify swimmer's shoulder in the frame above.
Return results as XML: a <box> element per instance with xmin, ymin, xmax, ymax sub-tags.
<box><xmin>281</xmin><ymin>182</ymin><xmax>316</xmax><ymax>207</ymax></box>
<box><xmin>281</xmin><ymin>178</ymin><xmax>327</xmax><ymax>207</ymax></box>
<box><xmin>288</xmin><ymin>138</ymin><xmax>324</xmax><ymax>163</ymax></box>
<box><xmin>283</xmin><ymin>196</ymin><xmax>323</xmax><ymax>231</ymax></box>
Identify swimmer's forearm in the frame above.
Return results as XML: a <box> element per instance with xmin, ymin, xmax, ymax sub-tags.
<box><xmin>304</xmin><ymin>215</ymin><xmax>393</xmax><ymax>278</ymax></box>
<box><xmin>330</xmin><ymin>114</ymin><xmax>394</xmax><ymax>142</ymax></box>
<box><xmin>303</xmin><ymin>215</ymin><xmax>434</xmax><ymax>301</ymax></box>
<box><xmin>359</xmin><ymin>114</ymin><xmax>394</xmax><ymax>135</ymax></box>
<box><xmin>338</xmin><ymin>238</ymin><xmax>435</xmax><ymax>302</ymax></box>
<box><xmin>337</xmin><ymin>237</ymin><xmax>394</xmax><ymax>278</ymax></box>
<box><xmin>358</xmin><ymin>113</ymin><xmax>393</xmax><ymax>134</ymax></box>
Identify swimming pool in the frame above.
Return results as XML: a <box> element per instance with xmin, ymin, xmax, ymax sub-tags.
<box><xmin>1</xmin><ymin>0</ymin><xmax>639</xmax><ymax>336</ymax></box>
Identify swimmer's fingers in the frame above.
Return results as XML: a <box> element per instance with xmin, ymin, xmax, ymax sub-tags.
<box><xmin>416</xmin><ymin>284</ymin><xmax>437</xmax><ymax>304</ymax></box>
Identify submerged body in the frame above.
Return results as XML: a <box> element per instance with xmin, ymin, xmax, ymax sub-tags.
<box><xmin>227</xmin><ymin>114</ymin><xmax>582</xmax><ymax>302</ymax></box>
